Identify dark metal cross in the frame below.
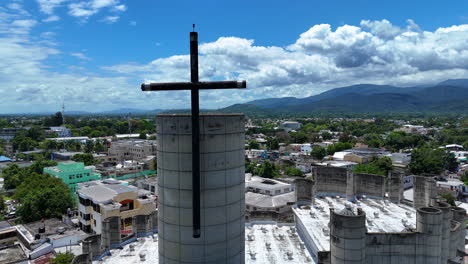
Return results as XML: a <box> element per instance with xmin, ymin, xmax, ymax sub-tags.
<box><xmin>141</xmin><ymin>30</ymin><xmax>246</xmax><ymax>238</ymax></box>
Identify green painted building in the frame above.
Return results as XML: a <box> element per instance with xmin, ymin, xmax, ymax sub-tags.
<box><xmin>43</xmin><ymin>162</ymin><xmax>101</xmax><ymax>197</ymax></box>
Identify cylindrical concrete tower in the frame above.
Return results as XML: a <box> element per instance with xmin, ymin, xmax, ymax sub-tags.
<box><xmin>157</xmin><ymin>114</ymin><xmax>245</xmax><ymax>264</ymax></box>
<box><xmin>330</xmin><ymin>207</ymin><xmax>366</xmax><ymax>264</ymax></box>
<box><xmin>434</xmin><ymin>202</ymin><xmax>451</xmax><ymax>263</ymax></box>
<box><xmin>450</xmin><ymin>206</ymin><xmax>467</xmax><ymax>256</ymax></box>
<box><xmin>416</xmin><ymin>207</ymin><xmax>443</xmax><ymax>264</ymax></box>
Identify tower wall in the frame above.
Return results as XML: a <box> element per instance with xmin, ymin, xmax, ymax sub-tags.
<box><xmin>295</xmin><ymin>178</ymin><xmax>314</xmax><ymax>205</ymax></box>
<box><xmin>434</xmin><ymin>202</ymin><xmax>451</xmax><ymax>263</ymax></box>
<box><xmin>330</xmin><ymin>209</ymin><xmax>366</xmax><ymax>264</ymax></box>
<box><xmin>415</xmin><ymin>207</ymin><xmax>443</xmax><ymax>264</ymax></box>
<box><xmin>157</xmin><ymin>114</ymin><xmax>245</xmax><ymax>264</ymax></box>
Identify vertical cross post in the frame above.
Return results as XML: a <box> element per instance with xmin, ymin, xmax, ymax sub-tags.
<box><xmin>190</xmin><ymin>31</ymin><xmax>201</xmax><ymax>238</ymax></box>
<box><xmin>140</xmin><ymin>30</ymin><xmax>246</xmax><ymax>239</ymax></box>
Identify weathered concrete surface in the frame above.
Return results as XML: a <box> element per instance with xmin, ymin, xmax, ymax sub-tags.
<box><xmin>157</xmin><ymin>114</ymin><xmax>245</xmax><ymax>264</ymax></box>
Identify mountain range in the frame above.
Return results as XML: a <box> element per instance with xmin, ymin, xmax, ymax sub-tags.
<box><xmin>220</xmin><ymin>79</ymin><xmax>468</xmax><ymax>114</ymax></box>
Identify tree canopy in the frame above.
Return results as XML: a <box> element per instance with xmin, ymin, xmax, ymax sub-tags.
<box><xmin>15</xmin><ymin>173</ymin><xmax>74</xmax><ymax>223</ymax></box>
<box><xmin>409</xmin><ymin>146</ymin><xmax>452</xmax><ymax>175</ymax></box>
<box><xmin>71</xmin><ymin>153</ymin><xmax>98</xmax><ymax>166</ymax></box>
<box><xmin>353</xmin><ymin>156</ymin><xmax>393</xmax><ymax>176</ymax></box>
<box><xmin>254</xmin><ymin>161</ymin><xmax>279</xmax><ymax>179</ymax></box>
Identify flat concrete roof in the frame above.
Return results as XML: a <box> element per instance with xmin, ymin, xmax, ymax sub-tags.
<box><xmin>0</xmin><ymin>244</ymin><xmax>27</xmax><ymax>263</ymax></box>
<box><xmin>78</xmin><ymin>182</ymin><xmax>137</xmax><ymax>203</ymax></box>
<box><xmin>246</xmin><ymin>192</ymin><xmax>295</xmax><ymax>208</ymax></box>
<box><xmin>99</xmin><ymin>223</ymin><xmax>316</xmax><ymax>264</ymax></box>
<box><xmin>293</xmin><ymin>196</ymin><xmax>416</xmax><ymax>252</ymax></box>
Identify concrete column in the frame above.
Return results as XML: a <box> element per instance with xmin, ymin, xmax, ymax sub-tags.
<box><xmin>133</xmin><ymin>214</ymin><xmax>151</xmax><ymax>236</ymax></box>
<box><xmin>434</xmin><ymin>202</ymin><xmax>451</xmax><ymax>263</ymax></box>
<box><xmin>82</xmin><ymin>234</ymin><xmax>101</xmax><ymax>259</ymax></box>
<box><xmin>345</xmin><ymin>170</ymin><xmax>355</xmax><ymax>201</ymax></box>
<box><xmin>101</xmin><ymin>216</ymin><xmax>121</xmax><ymax>251</ymax></box>
<box><xmin>157</xmin><ymin>114</ymin><xmax>245</xmax><ymax>264</ymax></box>
<box><xmin>330</xmin><ymin>208</ymin><xmax>366</xmax><ymax>264</ymax></box>
<box><xmin>295</xmin><ymin>178</ymin><xmax>313</xmax><ymax>206</ymax></box>
<box><xmin>387</xmin><ymin>171</ymin><xmax>403</xmax><ymax>203</ymax></box>
<box><xmin>450</xmin><ymin>206</ymin><xmax>467</xmax><ymax>255</ymax></box>
<box><xmin>416</xmin><ymin>207</ymin><xmax>443</xmax><ymax>264</ymax></box>
<box><xmin>150</xmin><ymin>210</ymin><xmax>158</xmax><ymax>232</ymax></box>
<box><xmin>412</xmin><ymin>176</ymin><xmax>426</xmax><ymax>209</ymax></box>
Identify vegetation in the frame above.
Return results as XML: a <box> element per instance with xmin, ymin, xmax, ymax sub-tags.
<box><xmin>50</xmin><ymin>252</ymin><xmax>75</xmax><ymax>264</ymax></box>
<box><xmin>254</xmin><ymin>161</ymin><xmax>280</xmax><ymax>179</ymax></box>
<box><xmin>2</xmin><ymin>160</ymin><xmax>57</xmax><ymax>190</ymax></box>
<box><xmin>440</xmin><ymin>193</ymin><xmax>456</xmax><ymax>206</ymax></box>
<box><xmin>15</xmin><ymin>173</ymin><xmax>74</xmax><ymax>223</ymax></box>
<box><xmin>353</xmin><ymin>156</ymin><xmax>393</xmax><ymax>176</ymax></box>
<box><xmin>248</xmin><ymin>140</ymin><xmax>260</xmax><ymax>150</ymax></box>
<box><xmin>311</xmin><ymin>147</ymin><xmax>327</xmax><ymax>160</ymax></box>
<box><xmin>284</xmin><ymin>167</ymin><xmax>303</xmax><ymax>176</ymax></box>
<box><xmin>409</xmin><ymin>146</ymin><xmax>458</xmax><ymax>175</ymax></box>
<box><xmin>71</xmin><ymin>153</ymin><xmax>98</xmax><ymax>166</ymax></box>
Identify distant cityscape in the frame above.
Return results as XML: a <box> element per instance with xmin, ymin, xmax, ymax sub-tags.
<box><xmin>0</xmin><ymin>109</ymin><xmax>466</xmax><ymax>263</ymax></box>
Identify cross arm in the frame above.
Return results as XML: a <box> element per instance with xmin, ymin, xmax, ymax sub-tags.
<box><xmin>141</xmin><ymin>80</ymin><xmax>247</xmax><ymax>91</ymax></box>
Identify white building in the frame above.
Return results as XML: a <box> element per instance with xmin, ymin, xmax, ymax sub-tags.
<box><xmin>76</xmin><ymin>179</ymin><xmax>156</xmax><ymax>234</ymax></box>
<box><xmin>281</xmin><ymin>121</ymin><xmax>301</xmax><ymax>132</ymax></box>
<box><xmin>300</xmin><ymin>143</ymin><xmax>312</xmax><ymax>154</ymax></box>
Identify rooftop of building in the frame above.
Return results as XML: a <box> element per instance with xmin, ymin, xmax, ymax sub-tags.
<box><xmin>247</xmin><ymin>176</ymin><xmax>291</xmax><ymax>190</ymax></box>
<box><xmin>18</xmin><ymin>218</ymin><xmax>76</xmax><ymax>239</ymax></box>
<box><xmin>0</xmin><ymin>244</ymin><xmax>28</xmax><ymax>263</ymax></box>
<box><xmin>293</xmin><ymin>196</ymin><xmax>416</xmax><ymax>252</ymax></box>
<box><xmin>98</xmin><ymin>223</ymin><xmax>315</xmax><ymax>264</ymax></box>
<box><xmin>77</xmin><ymin>180</ymin><xmax>137</xmax><ymax>203</ymax></box>
<box><xmin>246</xmin><ymin>192</ymin><xmax>295</xmax><ymax>208</ymax></box>
<box><xmin>44</xmin><ymin>161</ymin><xmax>87</xmax><ymax>173</ymax></box>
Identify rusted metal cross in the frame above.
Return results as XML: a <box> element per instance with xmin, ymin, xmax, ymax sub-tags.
<box><xmin>141</xmin><ymin>29</ymin><xmax>246</xmax><ymax>238</ymax></box>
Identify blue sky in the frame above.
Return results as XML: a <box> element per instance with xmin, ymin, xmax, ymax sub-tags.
<box><xmin>1</xmin><ymin>0</ymin><xmax>468</xmax><ymax>113</ymax></box>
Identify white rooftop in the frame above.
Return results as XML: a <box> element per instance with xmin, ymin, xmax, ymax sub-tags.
<box><xmin>246</xmin><ymin>192</ymin><xmax>295</xmax><ymax>208</ymax></box>
<box><xmin>293</xmin><ymin>196</ymin><xmax>416</xmax><ymax>252</ymax></box>
<box><xmin>96</xmin><ymin>223</ymin><xmax>315</xmax><ymax>264</ymax></box>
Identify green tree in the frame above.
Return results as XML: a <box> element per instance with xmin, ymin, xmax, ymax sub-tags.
<box><xmin>248</xmin><ymin>141</ymin><xmax>260</xmax><ymax>150</ymax></box>
<box><xmin>409</xmin><ymin>146</ymin><xmax>445</xmax><ymax>175</ymax></box>
<box><xmin>290</xmin><ymin>131</ymin><xmax>308</xmax><ymax>143</ymax></box>
<box><xmin>15</xmin><ymin>173</ymin><xmax>74</xmax><ymax>223</ymax></box>
<box><xmin>443</xmin><ymin>152</ymin><xmax>458</xmax><ymax>172</ymax></box>
<box><xmin>71</xmin><ymin>153</ymin><xmax>98</xmax><ymax>166</ymax></box>
<box><xmin>139</xmin><ymin>132</ymin><xmax>147</xmax><ymax>139</ymax></box>
<box><xmin>326</xmin><ymin>142</ymin><xmax>353</xmax><ymax>156</ymax></box>
<box><xmin>50</xmin><ymin>252</ymin><xmax>75</xmax><ymax>264</ymax></box>
<box><xmin>460</xmin><ymin>171</ymin><xmax>468</xmax><ymax>185</ymax></box>
<box><xmin>321</xmin><ymin>132</ymin><xmax>332</xmax><ymax>140</ymax></box>
<box><xmin>28</xmin><ymin>160</ymin><xmax>58</xmax><ymax>174</ymax></box>
<box><xmin>43</xmin><ymin>112</ymin><xmax>64</xmax><ymax>126</ymax></box>
<box><xmin>266</xmin><ymin>137</ymin><xmax>279</xmax><ymax>150</ymax></box>
<box><xmin>352</xmin><ymin>157</ymin><xmax>393</xmax><ymax>176</ymax></box>
<box><xmin>284</xmin><ymin>167</ymin><xmax>303</xmax><ymax>176</ymax></box>
<box><xmin>0</xmin><ymin>196</ymin><xmax>5</xmax><ymax>212</ymax></box>
<box><xmin>311</xmin><ymin>147</ymin><xmax>327</xmax><ymax>160</ymax></box>
<box><xmin>255</xmin><ymin>161</ymin><xmax>279</xmax><ymax>179</ymax></box>
<box><xmin>2</xmin><ymin>164</ymin><xmax>24</xmax><ymax>189</ymax></box>
<box><xmin>440</xmin><ymin>193</ymin><xmax>456</xmax><ymax>206</ymax></box>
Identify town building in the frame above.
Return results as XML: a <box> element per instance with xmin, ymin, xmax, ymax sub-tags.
<box><xmin>76</xmin><ymin>179</ymin><xmax>157</xmax><ymax>235</ymax></box>
<box><xmin>49</xmin><ymin>136</ymin><xmax>89</xmax><ymax>143</ymax></box>
<box><xmin>0</xmin><ymin>127</ymin><xmax>27</xmax><ymax>141</ymax></box>
<box><xmin>51</xmin><ymin>150</ymin><xmax>84</xmax><ymax>161</ymax></box>
<box><xmin>108</xmin><ymin>139</ymin><xmax>157</xmax><ymax>162</ymax></box>
<box><xmin>43</xmin><ymin>161</ymin><xmax>101</xmax><ymax>196</ymax></box>
<box><xmin>45</xmin><ymin>126</ymin><xmax>72</xmax><ymax>137</ymax></box>
<box><xmin>245</xmin><ymin>177</ymin><xmax>295</xmax><ymax>221</ymax></box>
<box><xmin>281</xmin><ymin>121</ymin><xmax>301</xmax><ymax>132</ymax></box>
